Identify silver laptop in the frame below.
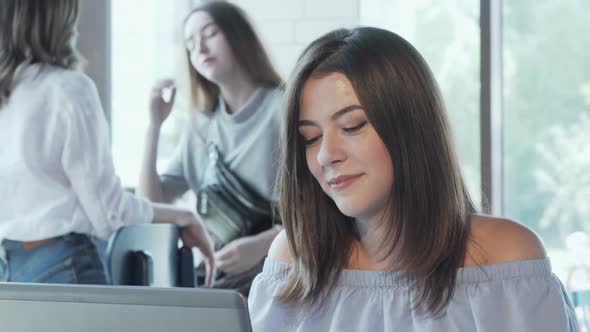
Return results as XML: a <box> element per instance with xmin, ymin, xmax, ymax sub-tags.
<box><xmin>0</xmin><ymin>282</ymin><xmax>252</xmax><ymax>332</ymax></box>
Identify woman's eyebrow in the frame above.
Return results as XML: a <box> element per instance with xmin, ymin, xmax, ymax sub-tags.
<box><xmin>331</xmin><ymin>105</ymin><xmax>364</xmax><ymax>121</ymax></box>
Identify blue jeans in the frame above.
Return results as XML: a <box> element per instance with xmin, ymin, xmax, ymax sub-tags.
<box><xmin>0</xmin><ymin>233</ymin><xmax>107</xmax><ymax>284</ymax></box>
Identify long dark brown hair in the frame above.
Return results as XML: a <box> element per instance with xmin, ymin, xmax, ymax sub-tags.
<box><xmin>0</xmin><ymin>0</ymin><xmax>82</xmax><ymax>106</ymax></box>
<box><xmin>184</xmin><ymin>1</ymin><xmax>281</xmax><ymax>112</ymax></box>
<box><xmin>276</xmin><ymin>27</ymin><xmax>476</xmax><ymax>316</ymax></box>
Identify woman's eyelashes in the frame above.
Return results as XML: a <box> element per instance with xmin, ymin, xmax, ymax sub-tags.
<box><xmin>342</xmin><ymin>121</ymin><xmax>367</xmax><ymax>133</ymax></box>
<box><xmin>203</xmin><ymin>26</ymin><xmax>219</xmax><ymax>38</ymax></box>
<box><xmin>301</xmin><ymin>121</ymin><xmax>368</xmax><ymax>146</ymax></box>
<box><xmin>303</xmin><ymin>135</ymin><xmax>321</xmax><ymax>146</ymax></box>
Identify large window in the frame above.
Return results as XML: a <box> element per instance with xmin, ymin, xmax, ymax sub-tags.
<box><xmin>503</xmin><ymin>1</ymin><xmax>590</xmax><ymax>282</ymax></box>
<box><xmin>111</xmin><ymin>0</ymin><xmax>191</xmax><ymax>187</ymax></box>
<box><xmin>360</xmin><ymin>0</ymin><xmax>481</xmax><ymax>207</ymax></box>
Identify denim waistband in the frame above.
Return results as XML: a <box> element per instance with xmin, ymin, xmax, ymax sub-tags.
<box><xmin>1</xmin><ymin>233</ymin><xmax>87</xmax><ymax>251</ymax></box>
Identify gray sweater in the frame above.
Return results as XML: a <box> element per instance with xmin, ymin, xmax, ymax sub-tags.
<box><xmin>160</xmin><ymin>87</ymin><xmax>282</xmax><ymax>202</ymax></box>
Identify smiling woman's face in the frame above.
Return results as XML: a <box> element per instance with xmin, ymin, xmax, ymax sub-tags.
<box><xmin>298</xmin><ymin>72</ymin><xmax>394</xmax><ymax>223</ymax></box>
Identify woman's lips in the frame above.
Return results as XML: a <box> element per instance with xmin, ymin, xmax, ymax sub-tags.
<box><xmin>328</xmin><ymin>174</ymin><xmax>363</xmax><ymax>191</ymax></box>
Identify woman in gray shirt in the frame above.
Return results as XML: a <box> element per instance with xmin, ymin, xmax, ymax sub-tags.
<box><xmin>138</xmin><ymin>2</ymin><xmax>282</xmax><ymax>294</ymax></box>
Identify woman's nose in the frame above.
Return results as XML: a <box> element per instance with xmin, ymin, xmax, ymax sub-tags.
<box><xmin>316</xmin><ymin>133</ymin><xmax>345</xmax><ymax>167</ymax></box>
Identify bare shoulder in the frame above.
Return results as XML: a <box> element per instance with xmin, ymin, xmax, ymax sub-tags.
<box><xmin>267</xmin><ymin>229</ymin><xmax>293</xmax><ymax>264</ymax></box>
<box><xmin>464</xmin><ymin>214</ymin><xmax>547</xmax><ymax>267</ymax></box>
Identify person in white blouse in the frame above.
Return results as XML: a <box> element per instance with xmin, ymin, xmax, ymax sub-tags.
<box><xmin>0</xmin><ymin>0</ymin><xmax>215</xmax><ymax>285</ymax></box>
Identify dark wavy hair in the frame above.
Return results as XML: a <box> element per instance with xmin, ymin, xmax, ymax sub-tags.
<box><xmin>276</xmin><ymin>27</ymin><xmax>476</xmax><ymax>316</ymax></box>
<box><xmin>184</xmin><ymin>1</ymin><xmax>282</xmax><ymax>112</ymax></box>
<box><xmin>0</xmin><ymin>0</ymin><xmax>82</xmax><ymax>106</ymax></box>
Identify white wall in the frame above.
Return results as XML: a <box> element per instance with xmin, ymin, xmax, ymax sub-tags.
<box><xmin>230</xmin><ymin>0</ymin><xmax>361</xmax><ymax>78</ymax></box>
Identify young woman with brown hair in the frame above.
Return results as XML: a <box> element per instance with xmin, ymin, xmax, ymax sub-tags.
<box><xmin>248</xmin><ymin>27</ymin><xmax>579</xmax><ymax>331</ymax></box>
<box><xmin>138</xmin><ymin>1</ymin><xmax>283</xmax><ymax>294</ymax></box>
